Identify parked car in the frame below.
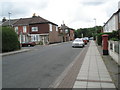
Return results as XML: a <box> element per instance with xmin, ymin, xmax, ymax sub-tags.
<box><xmin>72</xmin><ymin>39</ymin><xmax>85</xmax><ymax>48</ymax></box>
<box><xmin>89</xmin><ymin>37</ymin><xmax>93</xmax><ymax>40</ymax></box>
<box><xmin>82</xmin><ymin>38</ymin><xmax>88</xmax><ymax>45</ymax></box>
<box><xmin>21</xmin><ymin>42</ymin><xmax>36</xmax><ymax>47</ymax></box>
<box><xmin>84</xmin><ymin>37</ymin><xmax>89</xmax><ymax>42</ymax></box>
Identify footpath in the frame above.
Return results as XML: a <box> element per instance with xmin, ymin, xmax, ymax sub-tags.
<box><xmin>50</xmin><ymin>40</ymin><xmax>117</xmax><ymax>89</ymax></box>
<box><xmin>73</xmin><ymin>40</ymin><xmax>116</xmax><ymax>89</ymax></box>
<box><xmin>1</xmin><ymin>49</ymin><xmax>31</xmax><ymax>56</ymax></box>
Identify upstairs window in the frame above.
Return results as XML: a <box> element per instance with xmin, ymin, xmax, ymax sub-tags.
<box><xmin>32</xmin><ymin>27</ymin><xmax>38</xmax><ymax>32</ymax></box>
<box><xmin>14</xmin><ymin>27</ymin><xmax>18</xmax><ymax>34</ymax></box>
<box><xmin>23</xmin><ymin>26</ymin><xmax>27</xmax><ymax>33</ymax></box>
<box><xmin>56</xmin><ymin>26</ymin><xmax>58</xmax><ymax>31</ymax></box>
<box><xmin>49</xmin><ymin>24</ymin><xmax>52</xmax><ymax>31</ymax></box>
<box><xmin>65</xmin><ymin>29</ymin><xmax>68</xmax><ymax>33</ymax></box>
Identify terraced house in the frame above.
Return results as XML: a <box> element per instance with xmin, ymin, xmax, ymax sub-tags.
<box><xmin>3</xmin><ymin>14</ymin><xmax>61</xmax><ymax>45</ymax></box>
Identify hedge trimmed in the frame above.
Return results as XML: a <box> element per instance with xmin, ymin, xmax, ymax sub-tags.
<box><xmin>2</xmin><ymin>27</ymin><xmax>20</xmax><ymax>52</ymax></box>
<box><xmin>96</xmin><ymin>31</ymin><xmax>118</xmax><ymax>46</ymax></box>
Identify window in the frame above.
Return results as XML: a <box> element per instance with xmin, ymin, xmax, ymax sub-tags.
<box><xmin>56</xmin><ymin>26</ymin><xmax>58</xmax><ymax>31</ymax></box>
<box><xmin>31</xmin><ymin>35</ymin><xmax>39</xmax><ymax>41</ymax></box>
<box><xmin>49</xmin><ymin>24</ymin><xmax>52</xmax><ymax>31</ymax></box>
<box><xmin>14</xmin><ymin>27</ymin><xmax>18</xmax><ymax>33</ymax></box>
<box><xmin>32</xmin><ymin>27</ymin><xmax>38</xmax><ymax>32</ymax></box>
<box><xmin>23</xmin><ymin>26</ymin><xmax>27</xmax><ymax>33</ymax></box>
<box><xmin>65</xmin><ymin>29</ymin><xmax>68</xmax><ymax>33</ymax></box>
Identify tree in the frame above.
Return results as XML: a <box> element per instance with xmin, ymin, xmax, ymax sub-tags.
<box><xmin>75</xmin><ymin>26</ymin><xmax>102</xmax><ymax>38</ymax></box>
<box><xmin>2</xmin><ymin>26</ymin><xmax>20</xmax><ymax>52</ymax></box>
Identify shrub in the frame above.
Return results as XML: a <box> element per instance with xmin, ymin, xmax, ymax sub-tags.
<box><xmin>97</xmin><ymin>33</ymin><xmax>103</xmax><ymax>45</ymax></box>
<box><xmin>96</xmin><ymin>31</ymin><xmax>119</xmax><ymax>45</ymax></box>
<box><xmin>2</xmin><ymin>26</ymin><xmax>20</xmax><ymax>52</ymax></box>
<box><xmin>39</xmin><ymin>41</ymin><xmax>43</xmax><ymax>45</ymax></box>
<box><xmin>110</xmin><ymin>38</ymin><xmax>119</xmax><ymax>41</ymax></box>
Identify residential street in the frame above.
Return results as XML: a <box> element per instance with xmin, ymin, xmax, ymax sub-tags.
<box><xmin>2</xmin><ymin>42</ymin><xmax>83</xmax><ymax>88</ymax></box>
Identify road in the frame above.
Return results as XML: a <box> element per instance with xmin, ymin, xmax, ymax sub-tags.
<box><xmin>2</xmin><ymin>42</ymin><xmax>83</xmax><ymax>88</ymax></box>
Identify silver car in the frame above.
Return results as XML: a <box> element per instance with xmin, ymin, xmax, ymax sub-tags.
<box><xmin>72</xmin><ymin>38</ymin><xmax>85</xmax><ymax>48</ymax></box>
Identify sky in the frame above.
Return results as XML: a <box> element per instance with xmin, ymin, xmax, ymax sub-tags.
<box><xmin>0</xmin><ymin>0</ymin><xmax>120</xmax><ymax>29</ymax></box>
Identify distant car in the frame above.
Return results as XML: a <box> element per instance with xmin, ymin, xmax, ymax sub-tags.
<box><xmin>89</xmin><ymin>37</ymin><xmax>93</xmax><ymax>40</ymax></box>
<box><xmin>21</xmin><ymin>42</ymin><xmax>36</xmax><ymax>47</ymax></box>
<box><xmin>72</xmin><ymin>39</ymin><xmax>85</xmax><ymax>48</ymax></box>
<box><xmin>84</xmin><ymin>37</ymin><xmax>89</xmax><ymax>42</ymax></box>
<box><xmin>82</xmin><ymin>38</ymin><xmax>88</xmax><ymax>45</ymax></box>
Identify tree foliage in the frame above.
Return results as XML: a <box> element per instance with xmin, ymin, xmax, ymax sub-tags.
<box><xmin>75</xmin><ymin>26</ymin><xmax>102</xmax><ymax>38</ymax></box>
<box><xmin>2</xmin><ymin>26</ymin><xmax>20</xmax><ymax>52</ymax></box>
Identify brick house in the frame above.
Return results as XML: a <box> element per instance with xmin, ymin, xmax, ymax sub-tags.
<box><xmin>69</xmin><ymin>28</ymin><xmax>75</xmax><ymax>41</ymax></box>
<box><xmin>58</xmin><ymin>24</ymin><xmax>75</xmax><ymax>42</ymax></box>
<box><xmin>13</xmin><ymin>14</ymin><xmax>61</xmax><ymax>45</ymax></box>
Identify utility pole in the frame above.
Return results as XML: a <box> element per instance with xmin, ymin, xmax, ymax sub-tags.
<box><xmin>94</xmin><ymin>18</ymin><xmax>97</xmax><ymax>34</ymax></box>
<box><xmin>8</xmin><ymin>12</ymin><xmax>11</xmax><ymax>26</ymax></box>
<box><xmin>93</xmin><ymin>18</ymin><xmax>97</xmax><ymax>40</ymax></box>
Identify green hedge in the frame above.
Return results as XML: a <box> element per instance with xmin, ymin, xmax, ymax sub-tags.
<box><xmin>2</xmin><ymin>27</ymin><xmax>20</xmax><ymax>52</ymax></box>
<box><xmin>96</xmin><ymin>31</ymin><xmax>119</xmax><ymax>46</ymax></box>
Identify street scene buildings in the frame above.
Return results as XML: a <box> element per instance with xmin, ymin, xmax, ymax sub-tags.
<box><xmin>1</xmin><ymin>0</ymin><xmax>120</xmax><ymax>89</ymax></box>
<box><xmin>2</xmin><ymin>13</ymin><xmax>75</xmax><ymax>45</ymax></box>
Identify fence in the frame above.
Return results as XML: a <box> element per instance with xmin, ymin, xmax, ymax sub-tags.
<box><xmin>108</xmin><ymin>40</ymin><xmax>120</xmax><ymax>65</ymax></box>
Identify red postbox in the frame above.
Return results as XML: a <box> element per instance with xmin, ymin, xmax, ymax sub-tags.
<box><xmin>102</xmin><ymin>34</ymin><xmax>109</xmax><ymax>55</ymax></box>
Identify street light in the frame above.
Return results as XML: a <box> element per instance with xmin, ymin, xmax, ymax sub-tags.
<box><xmin>93</xmin><ymin>18</ymin><xmax>97</xmax><ymax>34</ymax></box>
<box><xmin>93</xmin><ymin>18</ymin><xmax>97</xmax><ymax>40</ymax></box>
<box><xmin>8</xmin><ymin>12</ymin><xmax>11</xmax><ymax>26</ymax></box>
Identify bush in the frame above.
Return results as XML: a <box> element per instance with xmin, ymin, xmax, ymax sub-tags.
<box><xmin>96</xmin><ymin>31</ymin><xmax>119</xmax><ymax>45</ymax></box>
<box><xmin>2</xmin><ymin>26</ymin><xmax>20</xmax><ymax>52</ymax></box>
<box><xmin>97</xmin><ymin>33</ymin><xmax>103</xmax><ymax>45</ymax></box>
<box><xmin>39</xmin><ymin>41</ymin><xmax>43</xmax><ymax>45</ymax></box>
<box><xmin>110</xmin><ymin>38</ymin><xmax>119</xmax><ymax>41</ymax></box>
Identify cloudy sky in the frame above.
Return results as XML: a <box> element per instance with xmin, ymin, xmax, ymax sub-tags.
<box><xmin>0</xmin><ymin>0</ymin><xmax>119</xmax><ymax>29</ymax></box>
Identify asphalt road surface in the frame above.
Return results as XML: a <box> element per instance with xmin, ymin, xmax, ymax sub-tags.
<box><xmin>2</xmin><ymin>42</ymin><xmax>83</xmax><ymax>88</ymax></box>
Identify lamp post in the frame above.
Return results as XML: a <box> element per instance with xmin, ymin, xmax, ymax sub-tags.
<box><xmin>93</xmin><ymin>18</ymin><xmax>97</xmax><ymax>40</ymax></box>
<box><xmin>8</xmin><ymin>12</ymin><xmax>11</xmax><ymax>26</ymax></box>
<box><xmin>94</xmin><ymin>18</ymin><xmax>97</xmax><ymax>34</ymax></box>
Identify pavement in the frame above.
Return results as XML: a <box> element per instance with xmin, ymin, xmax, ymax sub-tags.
<box><xmin>73</xmin><ymin>40</ymin><xmax>116</xmax><ymax>89</ymax></box>
<box><xmin>50</xmin><ymin>40</ymin><xmax>117</xmax><ymax>89</ymax></box>
<box><xmin>1</xmin><ymin>49</ymin><xmax>31</xmax><ymax>56</ymax></box>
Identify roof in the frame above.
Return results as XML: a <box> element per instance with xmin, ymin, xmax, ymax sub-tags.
<box><xmin>103</xmin><ymin>9</ymin><xmax>120</xmax><ymax>27</ymax></box>
<box><xmin>14</xmin><ymin>16</ymin><xmax>58</xmax><ymax>26</ymax></box>
<box><xmin>2</xmin><ymin>19</ymin><xmax>19</xmax><ymax>26</ymax></box>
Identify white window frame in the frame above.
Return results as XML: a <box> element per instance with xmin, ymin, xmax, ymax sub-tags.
<box><xmin>32</xmin><ymin>27</ymin><xmax>38</xmax><ymax>32</ymax></box>
<box><xmin>56</xmin><ymin>26</ymin><xmax>58</xmax><ymax>31</ymax></box>
<box><xmin>49</xmin><ymin>24</ymin><xmax>52</xmax><ymax>31</ymax></box>
<box><xmin>31</xmin><ymin>34</ymin><xmax>40</xmax><ymax>42</ymax></box>
<box><xmin>14</xmin><ymin>26</ymin><xmax>18</xmax><ymax>33</ymax></box>
<box><xmin>23</xmin><ymin>26</ymin><xmax>27</xmax><ymax>33</ymax></box>
<box><xmin>65</xmin><ymin>29</ymin><xmax>68</xmax><ymax>33</ymax></box>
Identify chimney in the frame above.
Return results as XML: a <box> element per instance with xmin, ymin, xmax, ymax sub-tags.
<box><xmin>32</xmin><ymin>13</ymin><xmax>37</xmax><ymax>18</ymax></box>
<box><xmin>2</xmin><ymin>17</ymin><xmax>7</xmax><ymax>22</ymax></box>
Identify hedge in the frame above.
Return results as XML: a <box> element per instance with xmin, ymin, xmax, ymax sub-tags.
<box><xmin>2</xmin><ymin>26</ymin><xmax>20</xmax><ymax>52</ymax></box>
<box><xmin>96</xmin><ymin>31</ymin><xmax>119</xmax><ymax>46</ymax></box>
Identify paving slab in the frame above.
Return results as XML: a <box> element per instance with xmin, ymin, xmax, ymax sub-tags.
<box><xmin>73</xmin><ymin>40</ymin><xmax>116</xmax><ymax>89</ymax></box>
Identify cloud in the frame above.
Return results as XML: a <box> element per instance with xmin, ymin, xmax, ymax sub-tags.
<box><xmin>0</xmin><ymin>0</ymin><xmax>119</xmax><ymax>29</ymax></box>
<box><xmin>82</xmin><ymin>2</ymin><xmax>104</xmax><ymax>6</ymax></box>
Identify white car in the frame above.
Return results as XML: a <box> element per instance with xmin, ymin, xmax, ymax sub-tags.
<box><xmin>72</xmin><ymin>39</ymin><xmax>85</xmax><ymax>48</ymax></box>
